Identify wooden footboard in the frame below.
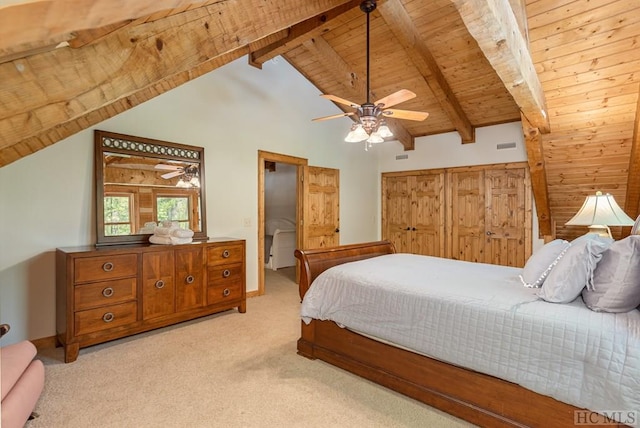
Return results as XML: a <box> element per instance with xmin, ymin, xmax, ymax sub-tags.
<box><xmin>294</xmin><ymin>241</ymin><xmax>628</xmax><ymax>428</ymax></box>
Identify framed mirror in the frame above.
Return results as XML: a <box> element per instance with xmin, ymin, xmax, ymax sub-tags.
<box><xmin>95</xmin><ymin>130</ymin><xmax>208</xmax><ymax>246</ymax></box>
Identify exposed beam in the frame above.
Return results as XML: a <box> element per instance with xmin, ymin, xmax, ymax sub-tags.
<box><xmin>0</xmin><ymin>0</ymin><xmax>359</xmax><ymax>167</ymax></box>
<box><xmin>302</xmin><ymin>36</ymin><xmax>414</xmax><ymax>150</ymax></box>
<box><xmin>378</xmin><ymin>0</ymin><xmax>475</xmax><ymax>144</ymax></box>
<box><xmin>448</xmin><ymin>0</ymin><xmax>550</xmax><ymax>133</ymax></box>
<box><xmin>249</xmin><ymin>0</ymin><xmax>363</xmax><ymax>69</ymax></box>
<box><xmin>521</xmin><ymin>114</ymin><xmax>552</xmax><ymax>237</ymax></box>
<box><xmin>0</xmin><ymin>0</ymin><xmax>216</xmax><ymax>57</ymax></box>
<box><xmin>625</xmin><ymin>83</ymin><xmax>640</xmax><ymax>219</ymax></box>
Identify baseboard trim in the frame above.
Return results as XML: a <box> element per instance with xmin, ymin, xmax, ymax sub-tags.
<box><xmin>32</xmin><ymin>335</ymin><xmax>57</xmax><ymax>351</ymax></box>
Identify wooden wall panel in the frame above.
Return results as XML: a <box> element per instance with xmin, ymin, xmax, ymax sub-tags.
<box><xmin>526</xmin><ymin>0</ymin><xmax>640</xmax><ymax>239</ymax></box>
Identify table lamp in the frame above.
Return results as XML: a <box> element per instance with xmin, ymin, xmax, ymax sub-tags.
<box><xmin>565</xmin><ymin>191</ymin><xmax>635</xmax><ymax>238</ymax></box>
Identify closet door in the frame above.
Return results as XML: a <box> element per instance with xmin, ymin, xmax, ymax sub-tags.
<box><xmin>448</xmin><ymin>164</ymin><xmax>531</xmax><ymax>266</ymax></box>
<box><xmin>484</xmin><ymin>167</ymin><xmax>531</xmax><ymax>267</ymax></box>
<box><xmin>448</xmin><ymin>169</ymin><xmax>485</xmax><ymax>263</ymax></box>
<box><xmin>382</xmin><ymin>171</ymin><xmax>444</xmax><ymax>256</ymax></box>
<box><xmin>382</xmin><ymin>175</ymin><xmax>412</xmax><ymax>253</ymax></box>
<box><xmin>412</xmin><ymin>173</ymin><xmax>445</xmax><ymax>257</ymax></box>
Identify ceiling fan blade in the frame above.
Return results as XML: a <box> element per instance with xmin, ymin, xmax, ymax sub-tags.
<box><xmin>374</xmin><ymin>89</ymin><xmax>416</xmax><ymax>108</ymax></box>
<box><xmin>382</xmin><ymin>109</ymin><xmax>429</xmax><ymax>121</ymax></box>
<box><xmin>312</xmin><ymin>112</ymin><xmax>355</xmax><ymax>122</ymax></box>
<box><xmin>161</xmin><ymin>171</ymin><xmax>184</xmax><ymax>179</ymax></box>
<box><xmin>155</xmin><ymin>164</ymin><xmax>181</xmax><ymax>171</ymax></box>
<box><xmin>320</xmin><ymin>94</ymin><xmax>361</xmax><ymax>108</ymax></box>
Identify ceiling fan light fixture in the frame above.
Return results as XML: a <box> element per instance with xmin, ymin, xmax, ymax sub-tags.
<box><xmin>345</xmin><ymin>123</ymin><xmax>369</xmax><ymax>142</ymax></box>
<box><xmin>367</xmin><ymin>132</ymin><xmax>384</xmax><ymax>144</ymax></box>
<box><xmin>377</xmin><ymin>120</ymin><xmax>393</xmax><ymax>138</ymax></box>
<box><xmin>312</xmin><ymin>0</ymin><xmax>428</xmax><ymax>150</ymax></box>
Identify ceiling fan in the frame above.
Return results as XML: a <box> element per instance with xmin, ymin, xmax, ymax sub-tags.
<box><xmin>312</xmin><ymin>0</ymin><xmax>429</xmax><ymax>145</ymax></box>
<box><xmin>154</xmin><ymin>163</ymin><xmax>200</xmax><ymax>187</ymax></box>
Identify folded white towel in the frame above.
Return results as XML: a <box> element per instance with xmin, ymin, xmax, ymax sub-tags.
<box><xmin>153</xmin><ymin>226</ymin><xmax>174</xmax><ymax>236</ymax></box>
<box><xmin>170</xmin><ymin>236</ymin><xmax>193</xmax><ymax>245</ymax></box>
<box><xmin>149</xmin><ymin>235</ymin><xmax>172</xmax><ymax>245</ymax></box>
<box><xmin>171</xmin><ymin>228</ymin><xmax>194</xmax><ymax>238</ymax></box>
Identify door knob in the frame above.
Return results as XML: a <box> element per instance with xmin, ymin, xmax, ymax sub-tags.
<box><xmin>486</xmin><ymin>231</ymin><xmax>495</xmax><ymax>236</ymax></box>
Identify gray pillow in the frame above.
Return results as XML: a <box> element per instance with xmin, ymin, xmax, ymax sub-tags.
<box><xmin>538</xmin><ymin>235</ymin><xmax>612</xmax><ymax>303</ymax></box>
<box><xmin>582</xmin><ymin>236</ymin><xmax>640</xmax><ymax>312</ymax></box>
<box><xmin>519</xmin><ymin>239</ymin><xmax>570</xmax><ymax>288</ymax></box>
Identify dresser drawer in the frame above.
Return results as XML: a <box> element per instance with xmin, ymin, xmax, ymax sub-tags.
<box><xmin>74</xmin><ymin>254</ymin><xmax>137</xmax><ymax>283</ymax></box>
<box><xmin>208</xmin><ymin>263</ymin><xmax>243</xmax><ymax>286</ymax></box>
<box><xmin>74</xmin><ymin>278</ymin><xmax>136</xmax><ymax>311</ymax></box>
<box><xmin>207</xmin><ymin>244</ymin><xmax>244</xmax><ymax>266</ymax></box>
<box><xmin>207</xmin><ymin>282</ymin><xmax>242</xmax><ymax>305</ymax></box>
<box><xmin>74</xmin><ymin>301</ymin><xmax>137</xmax><ymax>336</ymax></box>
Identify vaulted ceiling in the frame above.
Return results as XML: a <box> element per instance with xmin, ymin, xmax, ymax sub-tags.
<box><xmin>1</xmin><ymin>0</ymin><xmax>639</xmax><ymax>239</ymax></box>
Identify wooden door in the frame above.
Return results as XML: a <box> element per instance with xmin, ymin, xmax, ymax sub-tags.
<box><xmin>301</xmin><ymin>166</ymin><xmax>340</xmax><ymax>250</ymax></box>
<box><xmin>448</xmin><ymin>169</ymin><xmax>485</xmax><ymax>263</ymax></box>
<box><xmin>175</xmin><ymin>247</ymin><xmax>204</xmax><ymax>312</ymax></box>
<box><xmin>484</xmin><ymin>168</ymin><xmax>531</xmax><ymax>267</ymax></box>
<box><xmin>142</xmin><ymin>251</ymin><xmax>175</xmax><ymax>320</ymax></box>
<box><xmin>382</xmin><ymin>175</ymin><xmax>412</xmax><ymax>253</ymax></box>
<box><xmin>412</xmin><ymin>173</ymin><xmax>445</xmax><ymax>257</ymax></box>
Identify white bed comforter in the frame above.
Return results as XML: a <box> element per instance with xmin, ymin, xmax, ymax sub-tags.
<box><xmin>301</xmin><ymin>253</ymin><xmax>640</xmax><ymax>417</ymax></box>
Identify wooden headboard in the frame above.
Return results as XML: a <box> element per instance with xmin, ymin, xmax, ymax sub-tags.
<box><xmin>294</xmin><ymin>240</ymin><xmax>396</xmax><ymax>299</ymax></box>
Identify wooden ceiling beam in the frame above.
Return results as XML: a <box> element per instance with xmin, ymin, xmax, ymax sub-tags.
<box><xmin>302</xmin><ymin>35</ymin><xmax>414</xmax><ymax>150</ymax></box>
<box><xmin>249</xmin><ymin>0</ymin><xmax>363</xmax><ymax>69</ymax></box>
<box><xmin>448</xmin><ymin>0</ymin><xmax>550</xmax><ymax>133</ymax></box>
<box><xmin>0</xmin><ymin>0</ymin><xmax>359</xmax><ymax>167</ymax></box>
<box><xmin>521</xmin><ymin>114</ymin><xmax>552</xmax><ymax>237</ymax></box>
<box><xmin>0</xmin><ymin>0</ymin><xmax>216</xmax><ymax>57</ymax></box>
<box><xmin>625</xmin><ymin>84</ymin><xmax>640</xmax><ymax>219</ymax></box>
<box><xmin>378</xmin><ymin>0</ymin><xmax>475</xmax><ymax>144</ymax></box>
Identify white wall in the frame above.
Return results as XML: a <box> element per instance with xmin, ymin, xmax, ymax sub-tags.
<box><xmin>0</xmin><ymin>55</ymin><xmax>381</xmax><ymax>344</ymax></box>
<box><xmin>265</xmin><ymin>163</ymin><xmax>297</xmax><ymax>222</ymax></box>
<box><xmin>375</xmin><ymin>122</ymin><xmax>544</xmax><ymax>250</ymax></box>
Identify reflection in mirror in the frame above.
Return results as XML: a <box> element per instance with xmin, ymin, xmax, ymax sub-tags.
<box><xmin>95</xmin><ymin>130</ymin><xmax>208</xmax><ymax>246</ymax></box>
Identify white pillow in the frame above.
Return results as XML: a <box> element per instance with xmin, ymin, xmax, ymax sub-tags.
<box><xmin>582</xmin><ymin>236</ymin><xmax>640</xmax><ymax>312</ymax></box>
<box><xmin>538</xmin><ymin>235</ymin><xmax>612</xmax><ymax>303</ymax></box>
<box><xmin>519</xmin><ymin>239</ymin><xmax>570</xmax><ymax>288</ymax></box>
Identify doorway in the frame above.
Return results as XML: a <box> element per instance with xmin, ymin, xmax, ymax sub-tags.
<box><xmin>257</xmin><ymin>150</ymin><xmax>307</xmax><ymax>296</ymax></box>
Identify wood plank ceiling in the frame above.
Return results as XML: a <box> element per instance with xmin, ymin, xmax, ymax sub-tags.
<box><xmin>0</xmin><ymin>0</ymin><xmax>638</xmax><ymax>240</ymax></box>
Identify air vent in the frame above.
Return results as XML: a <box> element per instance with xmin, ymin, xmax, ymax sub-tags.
<box><xmin>395</xmin><ymin>154</ymin><xmax>409</xmax><ymax>160</ymax></box>
<box><xmin>497</xmin><ymin>142</ymin><xmax>516</xmax><ymax>150</ymax></box>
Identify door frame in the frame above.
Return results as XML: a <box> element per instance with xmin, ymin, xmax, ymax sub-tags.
<box><xmin>257</xmin><ymin>150</ymin><xmax>307</xmax><ymax>296</ymax></box>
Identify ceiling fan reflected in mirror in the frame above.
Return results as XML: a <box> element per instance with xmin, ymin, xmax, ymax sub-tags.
<box><xmin>154</xmin><ymin>163</ymin><xmax>200</xmax><ymax>188</ymax></box>
<box><xmin>312</xmin><ymin>0</ymin><xmax>429</xmax><ymax>149</ymax></box>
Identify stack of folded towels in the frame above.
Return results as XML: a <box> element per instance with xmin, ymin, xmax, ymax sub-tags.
<box><xmin>149</xmin><ymin>221</ymin><xmax>194</xmax><ymax>245</ymax></box>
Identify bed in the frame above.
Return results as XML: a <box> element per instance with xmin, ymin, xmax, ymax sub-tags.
<box><xmin>265</xmin><ymin>218</ymin><xmax>296</xmax><ymax>270</ymax></box>
<box><xmin>294</xmin><ymin>240</ymin><xmax>640</xmax><ymax>428</ymax></box>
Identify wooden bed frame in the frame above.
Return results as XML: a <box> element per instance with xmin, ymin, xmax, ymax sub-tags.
<box><xmin>294</xmin><ymin>241</ymin><xmax>627</xmax><ymax>428</ymax></box>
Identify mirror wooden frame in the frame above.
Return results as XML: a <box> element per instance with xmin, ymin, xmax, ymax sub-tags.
<box><xmin>95</xmin><ymin>130</ymin><xmax>208</xmax><ymax>246</ymax></box>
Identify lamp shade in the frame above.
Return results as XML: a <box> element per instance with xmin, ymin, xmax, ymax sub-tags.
<box><xmin>565</xmin><ymin>191</ymin><xmax>635</xmax><ymax>227</ymax></box>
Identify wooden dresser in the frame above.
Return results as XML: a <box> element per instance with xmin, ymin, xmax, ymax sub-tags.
<box><xmin>56</xmin><ymin>238</ymin><xmax>245</xmax><ymax>362</ymax></box>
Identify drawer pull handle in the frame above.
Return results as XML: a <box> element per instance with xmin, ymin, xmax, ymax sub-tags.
<box><xmin>102</xmin><ymin>262</ymin><xmax>114</xmax><ymax>272</ymax></box>
<box><xmin>223</xmin><ymin>288</ymin><xmax>231</xmax><ymax>297</ymax></box>
<box><xmin>185</xmin><ymin>275</ymin><xmax>194</xmax><ymax>284</ymax></box>
<box><xmin>222</xmin><ymin>250</ymin><xmax>230</xmax><ymax>258</ymax></box>
<box><xmin>102</xmin><ymin>312</ymin><xmax>115</xmax><ymax>323</ymax></box>
<box><xmin>102</xmin><ymin>287</ymin><xmax>114</xmax><ymax>298</ymax></box>
<box><xmin>222</xmin><ymin>269</ymin><xmax>231</xmax><ymax>278</ymax></box>
<box><xmin>155</xmin><ymin>280</ymin><xmax>165</xmax><ymax>289</ymax></box>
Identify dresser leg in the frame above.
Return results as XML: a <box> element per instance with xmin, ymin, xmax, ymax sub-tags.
<box><xmin>64</xmin><ymin>342</ymin><xmax>80</xmax><ymax>363</ymax></box>
<box><xmin>238</xmin><ymin>301</ymin><xmax>246</xmax><ymax>313</ymax></box>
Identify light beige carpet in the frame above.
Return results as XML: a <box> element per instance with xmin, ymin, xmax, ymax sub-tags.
<box><xmin>30</xmin><ymin>268</ymin><xmax>474</xmax><ymax>428</ymax></box>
